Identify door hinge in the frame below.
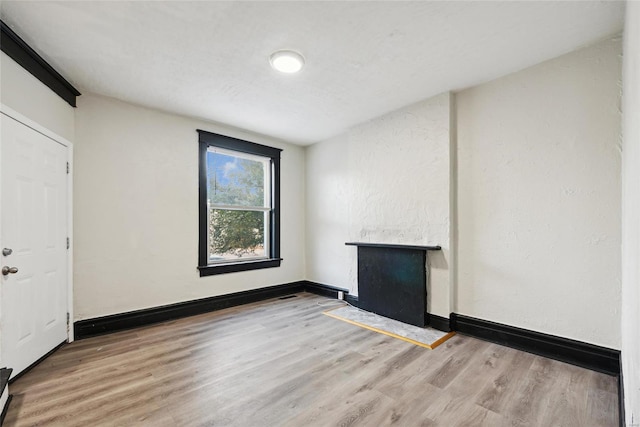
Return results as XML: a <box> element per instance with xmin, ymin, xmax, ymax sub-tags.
<box><xmin>67</xmin><ymin>312</ymin><xmax>70</xmax><ymax>326</ymax></box>
<box><xmin>67</xmin><ymin>237</ymin><xmax>70</xmax><ymax>250</ymax></box>
<box><xmin>67</xmin><ymin>162</ymin><xmax>70</xmax><ymax>174</ymax></box>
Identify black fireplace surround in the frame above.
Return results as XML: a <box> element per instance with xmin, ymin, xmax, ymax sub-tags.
<box><xmin>345</xmin><ymin>242</ymin><xmax>441</xmax><ymax>327</ymax></box>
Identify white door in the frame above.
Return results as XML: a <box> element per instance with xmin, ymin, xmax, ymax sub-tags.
<box><xmin>1</xmin><ymin>112</ymin><xmax>68</xmax><ymax>378</ymax></box>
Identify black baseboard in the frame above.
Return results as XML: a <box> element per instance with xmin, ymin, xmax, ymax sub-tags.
<box><xmin>74</xmin><ymin>281</ymin><xmax>352</xmax><ymax>340</ymax></box>
<box><xmin>75</xmin><ymin>281</ymin><xmax>307</xmax><ymax>340</ymax></box>
<box><xmin>1</xmin><ymin>367</ymin><xmax>13</xmax><ymax>425</ymax></box>
<box><xmin>427</xmin><ymin>314</ymin><xmax>451</xmax><ymax>332</ymax></box>
<box><xmin>303</xmin><ymin>281</ymin><xmax>348</xmax><ymax>299</ymax></box>
<box><xmin>451</xmin><ymin>313</ymin><xmax>620</xmax><ymax>376</ymax></box>
<box><xmin>0</xmin><ymin>368</ymin><xmax>11</xmax><ymax>397</ymax></box>
<box><xmin>345</xmin><ymin>294</ymin><xmax>359</xmax><ymax>307</ymax></box>
<box><xmin>1</xmin><ymin>394</ymin><xmax>13</xmax><ymax>426</ymax></box>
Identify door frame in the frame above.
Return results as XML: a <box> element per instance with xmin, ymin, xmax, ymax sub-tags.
<box><xmin>0</xmin><ymin>103</ymin><xmax>74</xmax><ymax>345</ymax></box>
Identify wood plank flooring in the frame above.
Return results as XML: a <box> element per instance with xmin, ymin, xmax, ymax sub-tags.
<box><xmin>5</xmin><ymin>293</ymin><xmax>618</xmax><ymax>426</ymax></box>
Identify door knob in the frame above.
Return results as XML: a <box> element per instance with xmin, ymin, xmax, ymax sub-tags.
<box><xmin>2</xmin><ymin>266</ymin><xmax>18</xmax><ymax>276</ymax></box>
<box><xmin>2</xmin><ymin>248</ymin><xmax>12</xmax><ymax>256</ymax></box>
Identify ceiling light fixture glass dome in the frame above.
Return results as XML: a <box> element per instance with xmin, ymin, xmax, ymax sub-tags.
<box><xmin>270</xmin><ymin>50</ymin><xmax>305</xmax><ymax>73</ymax></box>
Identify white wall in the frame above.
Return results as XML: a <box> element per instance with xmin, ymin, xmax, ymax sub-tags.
<box><xmin>305</xmin><ymin>135</ymin><xmax>350</xmax><ymax>289</ymax></box>
<box><xmin>456</xmin><ymin>38</ymin><xmax>622</xmax><ymax>348</ymax></box>
<box><xmin>0</xmin><ymin>52</ymin><xmax>75</xmax><ymax>142</ymax></box>
<box><xmin>621</xmin><ymin>1</ymin><xmax>640</xmax><ymax>423</ymax></box>
<box><xmin>306</xmin><ymin>93</ymin><xmax>453</xmax><ymax>318</ymax></box>
<box><xmin>73</xmin><ymin>94</ymin><xmax>305</xmax><ymax>320</ymax></box>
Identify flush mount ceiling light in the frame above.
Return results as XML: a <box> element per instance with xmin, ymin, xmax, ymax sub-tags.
<box><xmin>269</xmin><ymin>50</ymin><xmax>305</xmax><ymax>74</ymax></box>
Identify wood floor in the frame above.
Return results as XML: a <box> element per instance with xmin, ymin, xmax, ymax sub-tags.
<box><xmin>5</xmin><ymin>293</ymin><xmax>618</xmax><ymax>426</ymax></box>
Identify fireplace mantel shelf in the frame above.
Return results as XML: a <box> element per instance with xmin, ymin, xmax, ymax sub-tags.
<box><xmin>345</xmin><ymin>242</ymin><xmax>441</xmax><ymax>251</ymax></box>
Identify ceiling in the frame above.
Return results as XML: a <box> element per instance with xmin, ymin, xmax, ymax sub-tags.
<box><xmin>0</xmin><ymin>1</ymin><xmax>625</xmax><ymax>146</ymax></box>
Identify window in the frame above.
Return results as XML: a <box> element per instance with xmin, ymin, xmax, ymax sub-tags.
<box><xmin>198</xmin><ymin>130</ymin><xmax>281</xmax><ymax>276</ymax></box>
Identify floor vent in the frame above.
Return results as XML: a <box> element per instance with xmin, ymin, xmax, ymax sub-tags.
<box><xmin>279</xmin><ymin>295</ymin><xmax>298</xmax><ymax>300</ymax></box>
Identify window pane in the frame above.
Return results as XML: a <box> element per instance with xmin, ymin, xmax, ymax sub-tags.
<box><xmin>207</xmin><ymin>151</ymin><xmax>267</xmax><ymax>207</ymax></box>
<box><xmin>208</xmin><ymin>209</ymin><xmax>266</xmax><ymax>261</ymax></box>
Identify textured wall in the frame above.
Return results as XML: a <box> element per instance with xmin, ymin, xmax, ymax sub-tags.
<box><xmin>0</xmin><ymin>52</ymin><xmax>75</xmax><ymax>142</ymax></box>
<box><xmin>73</xmin><ymin>94</ymin><xmax>305</xmax><ymax>320</ymax></box>
<box><xmin>621</xmin><ymin>2</ymin><xmax>640</xmax><ymax>423</ymax></box>
<box><xmin>306</xmin><ymin>93</ymin><xmax>453</xmax><ymax>318</ymax></box>
<box><xmin>456</xmin><ymin>38</ymin><xmax>622</xmax><ymax>348</ymax></box>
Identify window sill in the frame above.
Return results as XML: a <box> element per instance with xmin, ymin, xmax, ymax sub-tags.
<box><xmin>198</xmin><ymin>258</ymin><xmax>282</xmax><ymax>276</ymax></box>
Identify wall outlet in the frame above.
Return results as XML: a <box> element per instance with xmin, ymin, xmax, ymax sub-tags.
<box><xmin>337</xmin><ymin>291</ymin><xmax>344</xmax><ymax>300</ymax></box>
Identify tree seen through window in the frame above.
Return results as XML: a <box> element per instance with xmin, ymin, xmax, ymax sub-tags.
<box><xmin>207</xmin><ymin>150</ymin><xmax>269</xmax><ymax>261</ymax></box>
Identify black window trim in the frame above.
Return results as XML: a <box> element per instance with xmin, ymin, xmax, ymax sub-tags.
<box><xmin>197</xmin><ymin>129</ymin><xmax>282</xmax><ymax>276</ymax></box>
